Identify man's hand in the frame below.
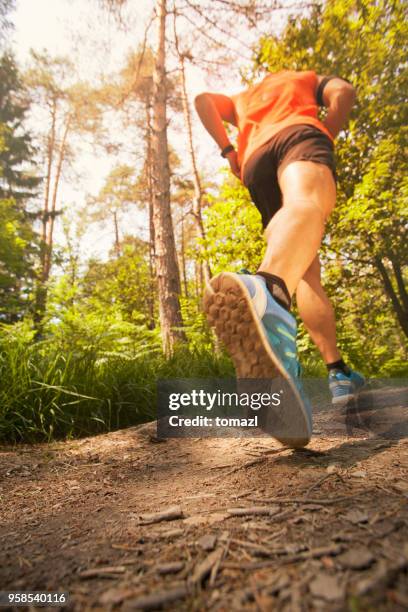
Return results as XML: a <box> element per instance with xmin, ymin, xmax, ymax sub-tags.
<box><xmin>226</xmin><ymin>149</ymin><xmax>241</xmax><ymax>179</ymax></box>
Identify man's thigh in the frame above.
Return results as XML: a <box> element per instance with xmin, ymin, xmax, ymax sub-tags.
<box><xmin>278</xmin><ymin>161</ymin><xmax>337</xmax><ymax>221</ymax></box>
<box><xmin>302</xmin><ymin>255</ymin><xmax>321</xmax><ymax>284</ymax></box>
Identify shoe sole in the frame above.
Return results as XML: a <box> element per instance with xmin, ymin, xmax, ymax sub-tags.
<box><xmin>203</xmin><ymin>272</ymin><xmax>311</xmax><ymax>448</ymax></box>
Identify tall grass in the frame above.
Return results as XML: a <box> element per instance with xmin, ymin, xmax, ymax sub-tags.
<box><xmin>0</xmin><ymin>320</ymin><xmax>234</xmax><ymax>443</ymax></box>
<box><xmin>2</xmin><ymin>313</ymin><xmax>405</xmax><ymax>444</ymax></box>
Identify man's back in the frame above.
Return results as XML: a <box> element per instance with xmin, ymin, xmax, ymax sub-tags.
<box><xmin>231</xmin><ymin>70</ymin><xmax>332</xmax><ymax>169</ymax></box>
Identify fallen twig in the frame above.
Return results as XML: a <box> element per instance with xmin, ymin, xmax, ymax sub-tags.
<box><xmin>209</xmin><ymin>541</ymin><xmax>229</xmax><ymax>586</ymax></box>
<box><xmin>139</xmin><ymin>505</ymin><xmax>184</xmax><ymax>525</ymax></box>
<box><xmin>267</xmin><ymin>509</ymin><xmax>295</xmax><ymax>524</ymax></box>
<box><xmin>250</xmin><ymin>575</ymin><xmax>270</xmax><ymax>612</ymax></box>
<box><xmin>79</xmin><ymin>566</ymin><xmax>126</xmax><ymax>579</ymax></box>
<box><xmin>247</xmin><ymin>490</ymin><xmax>374</xmax><ymax>506</ymax></box>
<box><xmin>220</xmin><ymin>543</ymin><xmax>344</xmax><ymax>570</ymax></box>
<box><xmin>123</xmin><ymin>585</ymin><xmax>189</xmax><ymax>610</ymax></box>
<box><xmin>216</xmin><ymin>456</ymin><xmax>268</xmax><ymax>479</ymax></box>
<box><xmin>155</xmin><ymin>561</ymin><xmax>184</xmax><ymax>575</ymax></box>
<box><xmin>189</xmin><ymin>548</ymin><xmax>224</xmax><ymax>586</ymax></box>
<box><xmin>230</xmin><ymin>538</ymin><xmax>275</xmax><ymax>557</ymax></box>
<box><xmin>227</xmin><ymin>505</ymin><xmax>280</xmax><ymax>517</ymax></box>
<box><xmin>208</xmin><ymin>463</ymin><xmax>235</xmax><ymax>470</ymax></box>
<box><xmin>304</xmin><ymin>471</ymin><xmax>344</xmax><ymax>497</ymax></box>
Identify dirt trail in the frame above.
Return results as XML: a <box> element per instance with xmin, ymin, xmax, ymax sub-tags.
<box><xmin>1</xmin><ymin>392</ymin><xmax>408</xmax><ymax>611</ymax></box>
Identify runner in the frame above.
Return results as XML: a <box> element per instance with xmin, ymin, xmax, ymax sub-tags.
<box><xmin>194</xmin><ymin>70</ymin><xmax>365</xmax><ymax>446</ymax></box>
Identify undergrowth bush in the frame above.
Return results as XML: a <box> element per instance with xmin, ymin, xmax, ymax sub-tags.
<box><xmin>0</xmin><ymin>319</ymin><xmax>233</xmax><ymax>443</ymax></box>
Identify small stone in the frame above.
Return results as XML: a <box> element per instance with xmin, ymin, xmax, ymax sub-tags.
<box><xmin>338</xmin><ymin>548</ymin><xmax>374</xmax><ymax>570</ymax></box>
<box><xmin>309</xmin><ymin>573</ymin><xmax>344</xmax><ymax>601</ymax></box>
<box><xmin>344</xmin><ymin>509</ymin><xmax>369</xmax><ymax>524</ymax></box>
<box><xmin>351</xmin><ymin>470</ymin><xmax>367</xmax><ymax>478</ymax></box>
<box><xmin>197</xmin><ymin>534</ymin><xmax>217</xmax><ymax>551</ymax></box>
<box><xmin>326</xmin><ymin>464</ymin><xmax>339</xmax><ymax>474</ymax></box>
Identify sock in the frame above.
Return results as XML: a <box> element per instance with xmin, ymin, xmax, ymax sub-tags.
<box><xmin>256</xmin><ymin>271</ymin><xmax>291</xmax><ymax>311</ymax></box>
<box><xmin>326</xmin><ymin>359</ymin><xmax>351</xmax><ymax>375</ymax></box>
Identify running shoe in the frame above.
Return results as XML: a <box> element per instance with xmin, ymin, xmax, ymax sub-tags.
<box><xmin>203</xmin><ymin>271</ymin><xmax>312</xmax><ymax>447</ymax></box>
<box><xmin>329</xmin><ymin>368</ymin><xmax>366</xmax><ymax>405</ymax></box>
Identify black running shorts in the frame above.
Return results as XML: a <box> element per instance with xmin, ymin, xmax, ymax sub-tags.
<box><xmin>242</xmin><ymin>124</ymin><xmax>336</xmax><ymax>229</ymax></box>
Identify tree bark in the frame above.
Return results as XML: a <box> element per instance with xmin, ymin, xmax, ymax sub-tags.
<box><xmin>34</xmin><ymin>111</ymin><xmax>71</xmax><ymax>329</ymax></box>
<box><xmin>113</xmin><ymin>210</ymin><xmax>120</xmax><ymax>255</ymax></box>
<box><xmin>173</xmin><ymin>16</ymin><xmax>211</xmax><ymax>287</ymax></box>
<box><xmin>375</xmin><ymin>256</ymin><xmax>408</xmax><ymax>338</ymax></box>
<box><xmin>145</xmin><ymin>100</ymin><xmax>156</xmax><ymax>329</ymax></box>
<box><xmin>390</xmin><ymin>254</ymin><xmax>408</xmax><ymax>314</ymax></box>
<box><xmin>180</xmin><ymin>214</ymin><xmax>188</xmax><ymax>297</ymax></box>
<box><xmin>44</xmin><ymin>115</ymin><xmax>71</xmax><ymax>278</ymax></box>
<box><xmin>34</xmin><ymin>97</ymin><xmax>57</xmax><ymax>328</ymax></box>
<box><xmin>151</xmin><ymin>0</ymin><xmax>186</xmax><ymax>353</ymax></box>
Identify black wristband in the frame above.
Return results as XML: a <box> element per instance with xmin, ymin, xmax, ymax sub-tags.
<box><xmin>221</xmin><ymin>144</ymin><xmax>234</xmax><ymax>158</ymax></box>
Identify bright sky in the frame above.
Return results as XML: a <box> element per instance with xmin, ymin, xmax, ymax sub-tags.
<box><xmin>9</xmin><ymin>0</ymin><xmax>288</xmax><ymax>262</ymax></box>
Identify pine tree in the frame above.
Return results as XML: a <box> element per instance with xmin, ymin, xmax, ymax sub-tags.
<box><xmin>0</xmin><ymin>51</ymin><xmax>40</xmax><ymax>321</ymax></box>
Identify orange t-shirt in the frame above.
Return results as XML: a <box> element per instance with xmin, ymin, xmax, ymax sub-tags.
<box><xmin>231</xmin><ymin>70</ymin><xmax>333</xmax><ymax>177</ymax></box>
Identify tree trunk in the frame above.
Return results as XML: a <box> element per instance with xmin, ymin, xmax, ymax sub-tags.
<box><xmin>180</xmin><ymin>214</ymin><xmax>188</xmax><ymax>297</ymax></box>
<box><xmin>145</xmin><ymin>100</ymin><xmax>156</xmax><ymax>330</ymax></box>
<box><xmin>34</xmin><ymin>97</ymin><xmax>57</xmax><ymax>329</ymax></box>
<box><xmin>375</xmin><ymin>256</ymin><xmax>408</xmax><ymax>338</ymax></box>
<box><xmin>390</xmin><ymin>254</ymin><xmax>408</xmax><ymax>314</ymax></box>
<box><xmin>44</xmin><ymin>115</ymin><xmax>71</xmax><ymax>279</ymax></box>
<box><xmin>194</xmin><ymin>259</ymin><xmax>201</xmax><ymax>299</ymax></box>
<box><xmin>34</xmin><ymin>111</ymin><xmax>71</xmax><ymax>329</ymax></box>
<box><xmin>173</xmin><ymin>17</ymin><xmax>211</xmax><ymax>287</ymax></box>
<box><xmin>151</xmin><ymin>0</ymin><xmax>186</xmax><ymax>354</ymax></box>
<box><xmin>113</xmin><ymin>210</ymin><xmax>120</xmax><ymax>255</ymax></box>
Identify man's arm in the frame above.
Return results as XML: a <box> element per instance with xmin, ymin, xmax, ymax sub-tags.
<box><xmin>316</xmin><ymin>76</ymin><xmax>357</xmax><ymax>139</ymax></box>
<box><xmin>194</xmin><ymin>92</ymin><xmax>240</xmax><ymax>178</ymax></box>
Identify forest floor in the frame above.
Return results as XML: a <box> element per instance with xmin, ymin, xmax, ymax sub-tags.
<box><xmin>1</xmin><ymin>386</ymin><xmax>408</xmax><ymax>612</ymax></box>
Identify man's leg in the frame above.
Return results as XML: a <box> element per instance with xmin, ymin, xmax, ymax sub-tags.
<box><xmin>296</xmin><ymin>256</ymin><xmax>341</xmax><ymax>364</ymax></box>
<box><xmin>258</xmin><ymin>161</ymin><xmax>336</xmax><ymax>296</ymax></box>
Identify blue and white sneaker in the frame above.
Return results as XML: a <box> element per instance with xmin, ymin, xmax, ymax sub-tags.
<box><xmin>329</xmin><ymin>368</ymin><xmax>365</xmax><ymax>405</ymax></box>
<box><xmin>203</xmin><ymin>271</ymin><xmax>312</xmax><ymax>448</ymax></box>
